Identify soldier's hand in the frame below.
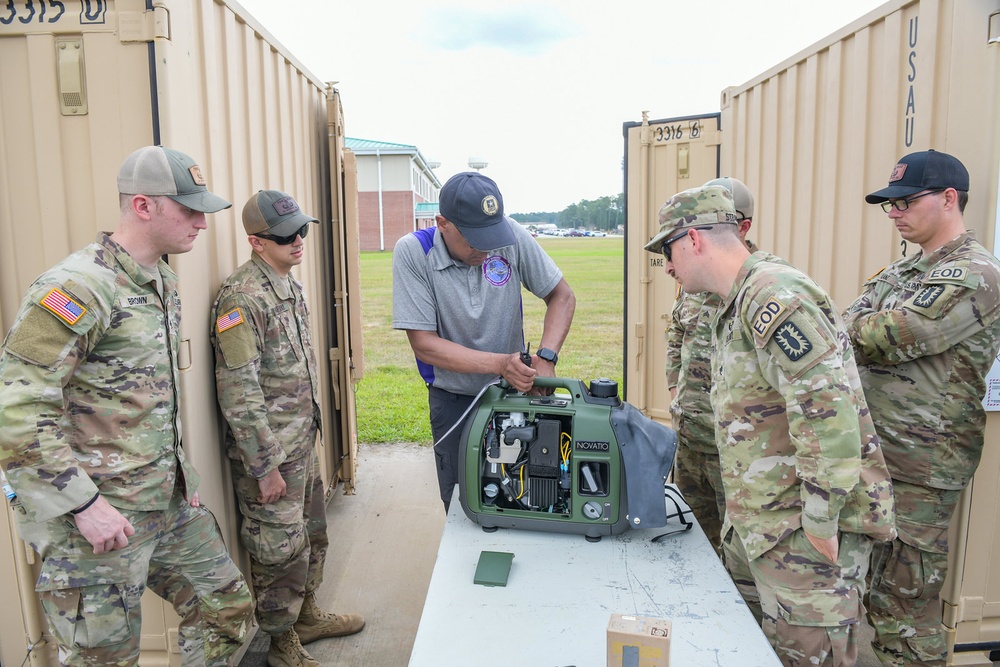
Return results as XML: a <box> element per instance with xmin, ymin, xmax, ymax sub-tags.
<box><xmin>73</xmin><ymin>496</ymin><xmax>136</xmax><ymax>554</ymax></box>
<box><xmin>805</xmin><ymin>530</ymin><xmax>839</xmax><ymax>563</ymax></box>
<box><xmin>526</xmin><ymin>354</ymin><xmax>556</xmax><ymax>396</ymax></box>
<box><xmin>500</xmin><ymin>352</ymin><xmax>537</xmax><ymax>393</ymax></box>
<box><xmin>186</xmin><ymin>491</ymin><xmax>201</xmax><ymax>508</ymax></box>
<box><xmin>257</xmin><ymin>468</ymin><xmax>287</xmax><ymax>504</ymax></box>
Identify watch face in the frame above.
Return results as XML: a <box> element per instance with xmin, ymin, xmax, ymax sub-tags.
<box><xmin>538</xmin><ymin>348</ymin><xmax>557</xmax><ymax>363</ymax></box>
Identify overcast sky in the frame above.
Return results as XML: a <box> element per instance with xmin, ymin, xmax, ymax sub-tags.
<box><xmin>234</xmin><ymin>0</ymin><xmax>887</xmax><ymax>212</ymax></box>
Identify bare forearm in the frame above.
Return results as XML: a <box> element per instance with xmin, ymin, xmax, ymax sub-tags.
<box><xmin>538</xmin><ymin>279</ymin><xmax>575</xmax><ymax>352</ymax></box>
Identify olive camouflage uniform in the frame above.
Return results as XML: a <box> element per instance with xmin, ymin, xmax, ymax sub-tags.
<box><xmin>666</xmin><ymin>240</ymin><xmax>758</xmax><ymax>553</ymax></box>
<box><xmin>0</xmin><ymin>232</ymin><xmax>253</xmax><ymax>666</ymax></box>
<box><xmin>844</xmin><ymin>231</ymin><xmax>1000</xmax><ymax>666</ymax></box>
<box><xmin>712</xmin><ymin>251</ymin><xmax>896</xmax><ymax>667</ymax></box>
<box><xmin>211</xmin><ymin>252</ymin><xmax>328</xmax><ymax>635</ymax></box>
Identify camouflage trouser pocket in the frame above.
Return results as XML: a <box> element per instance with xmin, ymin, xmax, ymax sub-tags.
<box><xmin>240</xmin><ymin>517</ymin><xmax>306</xmax><ymax>566</ymax></box>
<box><xmin>904</xmin><ymin>633</ymin><xmax>948</xmax><ymax>663</ymax></box>
<box><xmin>771</xmin><ymin>586</ymin><xmax>860</xmax><ymax>667</ymax></box>
<box><xmin>39</xmin><ymin>583</ymin><xmax>135</xmax><ymax>650</ymax></box>
<box><xmin>774</xmin><ymin>586</ymin><xmax>860</xmax><ymax>627</ymax></box>
<box><xmin>873</xmin><ymin>541</ymin><xmax>945</xmax><ymax>600</ymax></box>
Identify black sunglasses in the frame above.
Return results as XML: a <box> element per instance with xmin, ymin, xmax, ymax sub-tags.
<box><xmin>255</xmin><ymin>224</ymin><xmax>310</xmax><ymax>245</ymax></box>
<box><xmin>659</xmin><ymin>225</ymin><xmax>716</xmax><ymax>262</ymax></box>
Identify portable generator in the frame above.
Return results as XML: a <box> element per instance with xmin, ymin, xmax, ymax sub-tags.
<box><xmin>457</xmin><ymin>377</ymin><xmax>678</xmax><ymax>541</ymax></box>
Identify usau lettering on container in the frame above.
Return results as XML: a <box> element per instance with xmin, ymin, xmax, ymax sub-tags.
<box><xmin>905</xmin><ymin>15</ymin><xmax>918</xmax><ymax>147</ymax></box>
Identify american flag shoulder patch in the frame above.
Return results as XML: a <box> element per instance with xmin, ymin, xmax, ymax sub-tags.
<box><xmin>40</xmin><ymin>288</ymin><xmax>86</xmax><ymax>325</ymax></box>
<box><xmin>217</xmin><ymin>308</ymin><xmax>245</xmax><ymax>333</ymax></box>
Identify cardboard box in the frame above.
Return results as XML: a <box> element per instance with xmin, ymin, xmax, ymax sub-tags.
<box><xmin>607</xmin><ymin>614</ymin><xmax>671</xmax><ymax>667</ymax></box>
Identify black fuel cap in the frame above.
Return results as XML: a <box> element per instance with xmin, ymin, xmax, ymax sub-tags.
<box><xmin>589</xmin><ymin>378</ymin><xmax>618</xmax><ymax>398</ymax></box>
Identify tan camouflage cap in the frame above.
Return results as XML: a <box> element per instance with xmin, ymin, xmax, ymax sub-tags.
<box><xmin>643</xmin><ymin>185</ymin><xmax>739</xmax><ymax>254</ymax></box>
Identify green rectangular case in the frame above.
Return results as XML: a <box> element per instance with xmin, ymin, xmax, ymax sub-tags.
<box><xmin>474</xmin><ymin>550</ymin><xmax>514</xmax><ymax>587</ymax></box>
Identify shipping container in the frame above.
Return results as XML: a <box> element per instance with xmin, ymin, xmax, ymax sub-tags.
<box><xmin>0</xmin><ymin>0</ymin><xmax>363</xmax><ymax>664</ymax></box>
<box><xmin>624</xmin><ymin>0</ymin><xmax>1000</xmax><ymax>663</ymax></box>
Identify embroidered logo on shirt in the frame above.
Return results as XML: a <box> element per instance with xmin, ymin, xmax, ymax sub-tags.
<box><xmin>483</xmin><ymin>256</ymin><xmax>512</xmax><ymax>286</ymax></box>
<box><xmin>216</xmin><ymin>308</ymin><xmax>245</xmax><ymax>333</ymax></box>
<box><xmin>912</xmin><ymin>285</ymin><xmax>946</xmax><ymax>309</ymax></box>
<box><xmin>773</xmin><ymin>322</ymin><xmax>813</xmax><ymax>361</ymax></box>
<box><xmin>40</xmin><ymin>288</ymin><xmax>86</xmax><ymax>325</ymax></box>
<box><xmin>751</xmin><ymin>298</ymin><xmax>788</xmax><ymax>338</ymax></box>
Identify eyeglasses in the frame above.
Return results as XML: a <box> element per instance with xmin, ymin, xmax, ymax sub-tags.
<box><xmin>660</xmin><ymin>225</ymin><xmax>715</xmax><ymax>262</ymax></box>
<box><xmin>255</xmin><ymin>224</ymin><xmax>310</xmax><ymax>245</ymax></box>
<box><xmin>880</xmin><ymin>189</ymin><xmax>942</xmax><ymax>213</ymax></box>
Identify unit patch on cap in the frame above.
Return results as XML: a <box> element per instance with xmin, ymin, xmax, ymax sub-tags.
<box><xmin>216</xmin><ymin>308</ymin><xmax>245</xmax><ymax>333</ymax></box>
<box><xmin>40</xmin><ymin>288</ymin><xmax>86</xmax><ymax>325</ymax></box>
<box><xmin>889</xmin><ymin>163</ymin><xmax>908</xmax><ymax>182</ymax></box>
<box><xmin>189</xmin><ymin>165</ymin><xmax>207</xmax><ymax>186</ymax></box>
<box><xmin>773</xmin><ymin>322</ymin><xmax>813</xmax><ymax>361</ymax></box>
<box><xmin>481</xmin><ymin>195</ymin><xmax>499</xmax><ymax>217</ymax></box>
<box><xmin>273</xmin><ymin>196</ymin><xmax>299</xmax><ymax>216</ymax></box>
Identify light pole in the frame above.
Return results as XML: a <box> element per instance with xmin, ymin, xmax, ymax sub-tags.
<box><xmin>468</xmin><ymin>157</ymin><xmax>488</xmax><ymax>172</ymax></box>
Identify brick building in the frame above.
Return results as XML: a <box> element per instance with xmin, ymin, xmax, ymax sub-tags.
<box><xmin>346</xmin><ymin>137</ymin><xmax>442</xmax><ymax>252</ymax></box>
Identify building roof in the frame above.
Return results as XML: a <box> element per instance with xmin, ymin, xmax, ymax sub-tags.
<box><xmin>345</xmin><ymin>138</ymin><xmax>417</xmax><ymax>153</ymax></box>
<box><xmin>345</xmin><ymin>137</ymin><xmax>441</xmax><ymax>188</ymax></box>
<box><xmin>415</xmin><ymin>202</ymin><xmax>439</xmax><ymax>219</ymax></box>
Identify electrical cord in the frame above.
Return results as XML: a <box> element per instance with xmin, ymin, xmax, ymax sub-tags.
<box><xmin>651</xmin><ymin>484</ymin><xmax>694</xmax><ymax>542</ymax></box>
<box><xmin>431</xmin><ymin>378</ymin><xmax>502</xmax><ymax>448</ymax></box>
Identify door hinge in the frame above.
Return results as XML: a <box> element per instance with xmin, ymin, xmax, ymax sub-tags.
<box><xmin>119</xmin><ymin>6</ymin><xmax>169</xmax><ymax>43</ymax></box>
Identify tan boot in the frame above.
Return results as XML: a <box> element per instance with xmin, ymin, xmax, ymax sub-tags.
<box><xmin>293</xmin><ymin>591</ymin><xmax>365</xmax><ymax>644</ymax></box>
<box><xmin>266</xmin><ymin>628</ymin><xmax>321</xmax><ymax>667</ymax></box>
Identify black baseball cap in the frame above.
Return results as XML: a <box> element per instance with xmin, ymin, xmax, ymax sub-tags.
<box><xmin>865</xmin><ymin>150</ymin><xmax>969</xmax><ymax>204</ymax></box>
<box><xmin>243</xmin><ymin>190</ymin><xmax>319</xmax><ymax>237</ymax></box>
<box><xmin>438</xmin><ymin>172</ymin><xmax>515</xmax><ymax>250</ymax></box>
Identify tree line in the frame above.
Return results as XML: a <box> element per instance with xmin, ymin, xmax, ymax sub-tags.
<box><xmin>509</xmin><ymin>192</ymin><xmax>624</xmax><ymax>231</ymax></box>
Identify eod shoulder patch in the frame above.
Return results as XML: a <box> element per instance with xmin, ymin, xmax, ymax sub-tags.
<box><xmin>772</xmin><ymin>321</ymin><xmax>813</xmax><ymax>361</ymax></box>
<box><xmin>911</xmin><ymin>285</ymin><xmax>946</xmax><ymax>309</ymax></box>
<box><xmin>926</xmin><ymin>265</ymin><xmax>968</xmax><ymax>284</ymax></box>
<box><xmin>751</xmin><ymin>298</ymin><xmax>788</xmax><ymax>339</ymax></box>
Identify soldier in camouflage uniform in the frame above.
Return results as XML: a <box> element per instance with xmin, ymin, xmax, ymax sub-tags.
<box><xmin>0</xmin><ymin>145</ymin><xmax>254</xmax><ymax>666</ymax></box>
<box><xmin>646</xmin><ymin>185</ymin><xmax>896</xmax><ymax>667</ymax></box>
<box><xmin>843</xmin><ymin>150</ymin><xmax>1000</xmax><ymax>666</ymax></box>
<box><xmin>666</xmin><ymin>177</ymin><xmax>757</xmax><ymax>556</ymax></box>
<box><xmin>211</xmin><ymin>190</ymin><xmax>364</xmax><ymax>667</ymax></box>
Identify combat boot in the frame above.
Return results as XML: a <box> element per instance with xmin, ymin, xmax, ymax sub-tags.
<box><xmin>266</xmin><ymin>628</ymin><xmax>321</xmax><ymax>667</ymax></box>
<box><xmin>293</xmin><ymin>591</ymin><xmax>365</xmax><ymax>644</ymax></box>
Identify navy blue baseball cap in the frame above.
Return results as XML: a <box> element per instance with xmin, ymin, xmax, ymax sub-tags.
<box><xmin>865</xmin><ymin>149</ymin><xmax>969</xmax><ymax>203</ymax></box>
<box><xmin>438</xmin><ymin>172</ymin><xmax>516</xmax><ymax>250</ymax></box>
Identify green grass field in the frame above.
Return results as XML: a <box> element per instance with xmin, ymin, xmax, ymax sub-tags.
<box><xmin>355</xmin><ymin>237</ymin><xmax>625</xmax><ymax>443</ymax></box>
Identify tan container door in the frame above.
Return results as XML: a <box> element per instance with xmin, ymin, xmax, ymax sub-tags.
<box><xmin>623</xmin><ymin>113</ymin><xmax>721</xmax><ymax>424</ymax></box>
<box><xmin>320</xmin><ymin>87</ymin><xmax>363</xmax><ymax>493</ymax></box>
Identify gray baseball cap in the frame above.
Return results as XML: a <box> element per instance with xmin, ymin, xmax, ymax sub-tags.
<box><xmin>117</xmin><ymin>146</ymin><xmax>232</xmax><ymax>213</ymax></box>
<box><xmin>243</xmin><ymin>190</ymin><xmax>319</xmax><ymax>237</ymax></box>
<box><xmin>705</xmin><ymin>177</ymin><xmax>754</xmax><ymax>221</ymax></box>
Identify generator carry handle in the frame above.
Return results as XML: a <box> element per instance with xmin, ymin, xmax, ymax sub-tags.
<box><xmin>528</xmin><ymin>376</ymin><xmax>621</xmax><ymax>405</ymax></box>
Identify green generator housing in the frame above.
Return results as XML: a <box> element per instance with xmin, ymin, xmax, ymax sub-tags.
<box><xmin>458</xmin><ymin>377</ymin><xmax>631</xmax><ymax>541</ymax></box>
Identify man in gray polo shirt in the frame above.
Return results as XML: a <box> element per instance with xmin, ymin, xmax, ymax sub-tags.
<box><xmin>392</xmin><ymin>172</ymin><xmax>576</xmax><ymax>511</ymax></box>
